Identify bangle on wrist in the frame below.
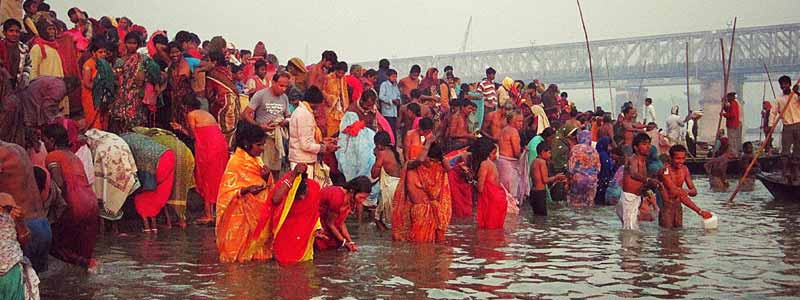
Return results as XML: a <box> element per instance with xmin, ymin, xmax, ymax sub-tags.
<box><xmin>341</xmin><ymin>240</ymin><xmax>347</xmax><ymax>248</ymax></box>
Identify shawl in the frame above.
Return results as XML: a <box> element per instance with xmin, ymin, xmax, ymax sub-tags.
<box><xmin>530</xmin><ymin>104</ymin><xmax>550</xmax><ymax>135</ymax></box>
<box><xmin>120</xmin><ymin>132</ymin><xmax>168</xmax><ymax>191</ymax></box>
<box><xmin>92</xmin><ymin>58</ymin><xmax>117</xmax><ymax>110</ymax></box>
<box><xmin>418</xmin><ymin>68</ymin><xmax>438</xmax><ymax>93</ymax></box>
<box><xmin>146</xmin><ymin>30</ymin><xmax>166</xmax><ymax>58</ymax></box>
<box><xmin>253</xmin><ymin>41</ymin><xmax>267</xmax><ymax>57</ymax></box>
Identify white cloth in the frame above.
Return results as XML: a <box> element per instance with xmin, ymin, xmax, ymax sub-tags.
<box><xmin>288</xmin><ymin>103</ymin><xmax>322</xmax><ymax>164</ymax></box>
<box><xmin>616</xmin><ymin>192</ymin><xmax>641</xmax><ymax>230</ymax></box>
<box><xmin>665</xmin><ymin>114</ymin><xmax>686</xmax><ymax>144</ymax></box>
<box><xmin>643</xmin><ymin>104</ymin><xmax>657</xmax><ymax>125</ymax></box>
<box><xmin>377</xmin><ymin>168</ymin><xmax>399</xmax><ymax>225</ymax></box>
<box><xmin>75</xmin><ymin>145</ymin><xmax>95</xmax><ymax>186</ymax></box>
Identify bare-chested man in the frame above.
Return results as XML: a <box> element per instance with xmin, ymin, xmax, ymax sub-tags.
<box><xmin>496</xmin><ymin>111</ymin><xmax>524</xmax><ymax>199</ymax></box>
<box><xmin>405</xmin><ymin>117</ymin><xmax>434</xmax><ymax>161</ymax></box>
<box><xmin>530</xmin><ymin>143</ymin><xmax>566</xmax><ymax>216</ymax></box>
<box><xmin>445</xmin><ymin>100</ymin><xmax>477</xmax><ymax>151</ymax></box>
<box><xmin>481</xmin><ymin>102</ymin><xmax>510</xmax><ymax>141</ymax></box>
<box><xmin>619</xmin><ymin>133</ymin><xmax>659</xmax><ymax>230</ymax></box>
<box><xmin>622</xmin><ymin>106</ymin><xmax>646</xmax><ymax>157</ymax></box>
<box><xmin>660</xmin><ymin>145</ymin><xmax>712</xmax><ymax>228</ymax></box>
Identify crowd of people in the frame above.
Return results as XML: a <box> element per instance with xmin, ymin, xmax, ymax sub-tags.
<box><xmin>1</xmin><ymin>1</ymin><xmax>800</xmax><ymax>299</ymax></box>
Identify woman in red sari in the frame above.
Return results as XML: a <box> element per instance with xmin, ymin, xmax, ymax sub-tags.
<box><xmin>267</xmin><ymin>163</ymin><xmax>324</xmax><ymax>264</ymax></box>
<box><xmin>173</xmin><ymin>95</ymin><xmax>229</xmax><ymax>224</ymax></box>
<box><xmin>315</xmin><ymin>176</ymin><xmax>372</xmax><ymax>252</ymax></box>
<box><xmin>470</xmin><ymin>137</ymin><xmax>507</xmax><ymax>229</ymax></box>
<box><xmin>42</xmin><ymin>124</ymin><xmax>99</xmax><ymax>271</ymax></box>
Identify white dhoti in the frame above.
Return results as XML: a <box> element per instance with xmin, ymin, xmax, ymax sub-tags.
<box><xmin>496</xmin><ymin>155</ymin><xmax>521</xmax><ymax>200</ymax></box>
<box><xmin>616</xmin><ymin>192</ymin><xmax>641</xmax><ymax>230</ymax></box>
<box><xmin>377</xmin><ymin>169</ymin><xmax>399</xmax><ymax>225</ymax></box>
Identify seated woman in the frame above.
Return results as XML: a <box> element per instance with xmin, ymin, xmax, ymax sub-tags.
<box><xmin>270</xmin><ymin>163</ymin><xmax>323</xmax><ymax>264</ymax></box>
<box><xmin>42</xmin><ymin>124</ymin><xmax>100</xmax><ymax>271</ymax></box>
<box><xmin>215</xmin><ymin>123</ymin><xmax>273</xmax><ymax>263</ymax></box>
<box><xmin>120</xmin><ymin>132</ymin><xmax>175</xmax><ymax>233</ymax></box>
<box><xmin>315</xmin><ymin>176</ymin><xmax>372</xmax><ymax>252</ymax></box>
<box><xmin>0</xmin><ymin>193</ymin><xmax>40</xmax><ymax>300</ymax></box>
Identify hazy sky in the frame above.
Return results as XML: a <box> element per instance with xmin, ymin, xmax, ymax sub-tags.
<box><xmin>50</xmin><ymin>0</ymin><xmax>800</xmax><ymax>131</ymax></box>
<box><xmin>52</xmin><ymin>0</ymin><xmax>800</xmax><ymax>65</ymax></box>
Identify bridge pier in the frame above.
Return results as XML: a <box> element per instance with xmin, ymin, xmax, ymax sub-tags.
<box><xmin>697</xmin><ymin>76</ymin><xmax>744</xmax><ymax>143</ymax></box>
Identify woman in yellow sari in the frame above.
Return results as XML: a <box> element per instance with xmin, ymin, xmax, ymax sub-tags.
<box><xmin>215</xmin><ymin>123</ymin><xmax>274</xmax><ymax>263</ymax></box>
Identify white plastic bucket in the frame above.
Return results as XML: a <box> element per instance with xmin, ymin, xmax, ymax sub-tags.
<box><xmin>701</xmin><ymin>213</ymin><xmax>719</xmax><ymax>230</ymax></box>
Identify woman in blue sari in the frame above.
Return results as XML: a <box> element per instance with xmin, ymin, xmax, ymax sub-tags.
<box><xmin>595</xmin><ymin>137</ymin><xmax>615</xmax><ymax>206</ymax></box>
<box><xmin>336</xmin><ymin>90</ymin><xmax>380</xmax><ymax>210</ymax></box>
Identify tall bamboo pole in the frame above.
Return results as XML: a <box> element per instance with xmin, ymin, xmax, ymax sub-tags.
<box><xmin>577</xmin><ymin>0</ymin><xmax>596</xmax><ymax>109</ymax></box>
<box><xmin>685</xmin><ymin>41</ymin><xmax>691</xmax><ymax>111</ymax></box>
<box><xmin>729</xmin><ymin>77</ymin><xmax>800</xmax><ymax>203</ymax></box>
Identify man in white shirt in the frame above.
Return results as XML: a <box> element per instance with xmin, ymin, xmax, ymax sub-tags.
<box><xmin>643</xmin><ymin>98</ymin><xmax>657</xmax><ymax>125</ymax></box>
<box><xmin>772</xmin><ymin>75</ymin><xmax>800</xmax><ymax>181</ymax></box>
<box><xmin>288</xmin><ymin>86</ymin><xmax>338</xmax><ymax>179</ymax></box>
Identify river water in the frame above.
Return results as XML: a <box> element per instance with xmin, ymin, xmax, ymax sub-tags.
<box><xmin>39</xmin><ymin>178</ymin><xmax>800</xmax><ymax>299</ymax></box>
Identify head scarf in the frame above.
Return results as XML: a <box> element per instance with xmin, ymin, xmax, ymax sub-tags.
<box><xmin>671</xmin><ymin>105</ymin><xmax>679</xmax><ymax>115</ymax></box>
<box><xmin>568</xmin><ymin>130</ymin><xmax>600</xmax><ymax>177</ymax></box>
<box><xmin>502</xmin><ymin>77</ymin><xmax>513</xmax><ymax>91</ymax></box>
<box><xmin>530</xmin><ymin>104</ymin><xmax>551</xmax><ymax>135</ymax></box>
<box><xmin>253</xmin><ymin>41</ymin><xmax>267</xmax><ymax>58</ymax></box>
<box><xmin>146</xmin><ymin>30</ymin><xmax>167</xmax><ymax>57</ymax></box>
<box><xmin>763</xmin><ymin>100</ymin><xmax>772</xmax><ymax>111</ymax></box>
<box><xmin>418</xmin><ymin>68</ymin><xmax>439</xmax><ymax>92</ymax></box>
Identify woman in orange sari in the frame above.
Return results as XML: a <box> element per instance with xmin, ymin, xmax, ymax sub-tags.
<box><xmin>215</xmin><ymin>123</ymin><xmax>274</xmax><ymax>263</ymax></box>
<box><xmin>81</xmin><ymin>38</ymin><xmax>109</xmax><ymax>129</ymax></box>
<box><xmin>392</xmin><ymin>141</ymin><xmax>452</xmax><ymax>242</ymax></box>
<box><xmin>267</xmin><ymin>163</ymin><xmax>323</xmax><ymax>264</ymax></box>
<box><xmin>471</xmin><ymin>137</ymin><xmax>508</xmax><ymax>229</ymax></box>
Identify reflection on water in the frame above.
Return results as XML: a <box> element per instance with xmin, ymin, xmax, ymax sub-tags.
<box><xmin>40</xmin><ymin>178</ymin><xmax>800</xmax><ymax>299</ymax></box>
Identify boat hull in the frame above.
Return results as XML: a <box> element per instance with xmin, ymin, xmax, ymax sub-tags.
<box><xmin>755</xmin><ymin>173</ymin><xmax>800</xmax><ymax>201</ymax></box>
<box><xmin>685</xmin><ymin>155</ymin><xmax>782</xmax><ymax>175</ymax></box>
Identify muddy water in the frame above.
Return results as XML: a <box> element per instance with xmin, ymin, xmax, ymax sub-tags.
<box><xmin>40</xmin><ymin>178</ymin><xmax>800</xmax><ymax>299</ymax></box>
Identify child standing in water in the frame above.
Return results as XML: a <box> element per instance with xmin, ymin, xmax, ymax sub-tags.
<box><xmin>660</xmin><ymin>145</ymin><xmax>713</xmax><ymax>229</ymax></box>
<box><xmin>530</xmin><ymin>143</ymin><xmax>566</xmax><ymax>216</ymax></box>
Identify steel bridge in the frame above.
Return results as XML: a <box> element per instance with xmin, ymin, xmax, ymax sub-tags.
<box><xmin>359</xmin><ymin>23</ymin><xmax>800</xmax><ymax>88</ymax></box>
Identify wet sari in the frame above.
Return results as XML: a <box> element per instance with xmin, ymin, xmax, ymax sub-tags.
<box><xmin>45</xmin><ymin>150</ymin><xmax>99</xmax><ymax>268</ymax></box>
<box><xmin>567</xmin><ymin>130</ymin><xmax>600</xmax><ymax>208</ymax></box>
<box><xmin>270</xmin><ymin>174</ymin><xmax>322</xmax><ymax>264</ymax></box>
<box><xmin>595</xmin><ymin>137</ymin><xmax>615</xmax><ymax>206</ymax></box>
<box><xmin>477</xmin><ymin>178</ymin><xmax>508</xmax><ymax>230</ymax></box>
<box><xmin>121</xmin><ymin>132</ymin><xmax>174</xmax><ymax>218</ymax></box>
<box><xmin>132</xmin><ymin>127</ymin><xmax>196</xmax><ymax>221</ymax></box>
<box><xmin>215</xmin><ymin>148</ymin><xmax>274</xmax><ymax>263</ymax></box>
<box><xmin>392</xmin><ymin>162</ymin><xmax>452</xmax><ymax>242</ymax></box>
<box><xmin>193</xmin><ymin>125</ymin><xmax>229</xmax><ymax>205</ymax></box>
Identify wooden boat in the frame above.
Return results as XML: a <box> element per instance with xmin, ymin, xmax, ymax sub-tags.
<box><xmin>756</xmin><ymin>173</ymin><xmax>800</xmax><ymax>201</ymax></box>
<box><xmin>685</xmin><ymin>154</ymin><xmax>782</xmax><ymax>175</ymax></box>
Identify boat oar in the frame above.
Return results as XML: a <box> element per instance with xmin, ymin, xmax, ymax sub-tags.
<box><xmin>728</xmin><ymin>77</ymin><xmax>800</xmax><ymax>204</ymax></box>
